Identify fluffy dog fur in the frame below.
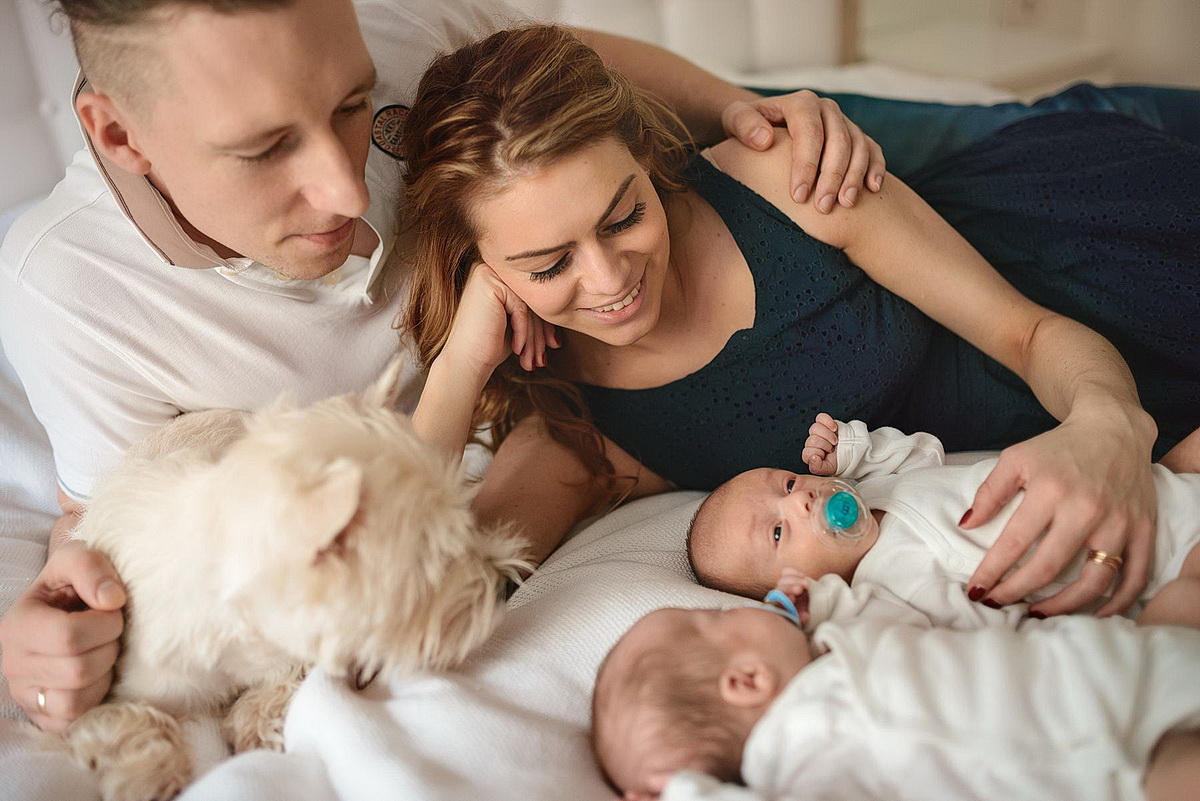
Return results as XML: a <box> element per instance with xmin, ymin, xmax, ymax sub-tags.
<box><xmin>61</xmin><ymin>362</ymin><xmax>528</xmax><ymax>801</ymax></box>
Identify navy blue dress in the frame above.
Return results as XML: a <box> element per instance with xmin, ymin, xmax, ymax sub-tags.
<box><xmin>577</xmin><ymin>89</ymin><xmax>1200</xmax><ymax>490</ymax></box>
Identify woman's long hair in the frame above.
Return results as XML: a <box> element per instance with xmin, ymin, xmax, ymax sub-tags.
<box><xmin>399</xmin><ymin>24</ymin><xmax>690</xmax><ymax>499</ymax></box>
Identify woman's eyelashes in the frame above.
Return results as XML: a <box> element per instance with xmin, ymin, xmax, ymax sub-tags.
<box><xmin>530</xmin><ymin>253</ymin><xmax>570</xmax><ymax>283</ymax></box>
<box><xmin>608</xmin><ymin>202</ymin><xmax>645</xmax><ymax>233</ymax></box>
<box><xmin>527</xmin><ymin>202</ymin><xmax>647</xmax><ymax>283</ymax></box>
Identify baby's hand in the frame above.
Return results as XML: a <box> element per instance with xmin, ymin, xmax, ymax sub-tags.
<box><xmin>802</xmin><ymin>413</ymin><xmax>839</xmax><ymax>475</ymax></box>
<box><xmin>773</xmin><ymin>568</ymin><xmax>811</xmax><ymax>626</ymax></box>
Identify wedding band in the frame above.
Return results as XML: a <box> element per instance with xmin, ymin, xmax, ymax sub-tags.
<box><xmin>35</xmin><ymin>688</ymin><xmax>47</xmax><ymax>715</ymax></box>
<box><xmin>1087</xmin><ymin>549</ymin><xmax>1124</xmax><ymax>570</ymax></box>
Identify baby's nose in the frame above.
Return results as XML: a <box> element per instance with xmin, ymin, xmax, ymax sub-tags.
<box><xmin>789</xmin><ymin>488</ymin><xmax>815</xmax><ymax>515</ymax></box>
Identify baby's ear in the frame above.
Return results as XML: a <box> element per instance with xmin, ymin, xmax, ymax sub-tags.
<box><xmin>718</xmin><ymin>657</ymin><xmax>777</xmax><ymax>708</ymax></box>
<box><xmin>363</xmin><ymin>356</ymin><xmax>405</xmax><ymax>408</ymax></box>
<box><xmin>298</xmin><ymin>458</ymin><xmax>364</xmax><ymax>561</ymax></box>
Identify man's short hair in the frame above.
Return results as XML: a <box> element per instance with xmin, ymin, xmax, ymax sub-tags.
<box><xmin>54</xmin><ymin>0</ymin><xmax>291</xmax><ymax>114</ymax></box>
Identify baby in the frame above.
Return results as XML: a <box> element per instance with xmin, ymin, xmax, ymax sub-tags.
<box><xmin>592</xmin><ymin>577</ymin><xmax>1200</xmax><ymax>801</ymax></box>
<box><xmin>687</xmin><ymin>414</ymin><xmax>1200</xmax><ymax>630</ymax></box>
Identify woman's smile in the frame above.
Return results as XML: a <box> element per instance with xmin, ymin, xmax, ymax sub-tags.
<box><xmin>584</xmin><ymin>277</ymin><xmax>644</xmax><ymax>317</ymax></box>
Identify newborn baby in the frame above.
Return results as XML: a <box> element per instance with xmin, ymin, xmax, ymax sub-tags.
<box><xmin>592</xmin><ymin>576</ymin><xmax>1200</xmax><ymax>801</ymax></box>
<box><xmin>687</xmin><ymin>415</ymin><xmax>1200</xmax><ymax>630</ymax></box>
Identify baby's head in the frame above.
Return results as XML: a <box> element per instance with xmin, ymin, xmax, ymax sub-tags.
<box><xmin>688</xmin><ymin>469</ymin><xmax>878</xmax><ymax>599</ymax></box>
<box><xmin>592</xmin><ymin>605</ymin><xmax>813</xmax><ymax>800</ymax></box>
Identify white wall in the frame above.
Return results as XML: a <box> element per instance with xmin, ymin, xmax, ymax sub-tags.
<box><xmin>1</xmin><ymin>0</ymin><xmax>77</xmax><ymax>212</ymax></box>
<box><xmin>861</xmin><ymin>0</ymin><xmax>1200</xmax><ymax>92</ymax></box>
<box><xmin>1110</xmin><ymin>0</ymin><xmax>1200</xmax><ymax>87</ymax></box>
<box><xmin>507</xmin><ymin>0</ymin><xmax>845</xmax><ymax>75</ymax></box>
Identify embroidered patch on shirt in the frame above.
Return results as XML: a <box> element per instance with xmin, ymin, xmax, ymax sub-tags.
<box><xmin>371</xmin><ymin>104</ymin><xmax>409</xmax><ymax>160</ymax></box>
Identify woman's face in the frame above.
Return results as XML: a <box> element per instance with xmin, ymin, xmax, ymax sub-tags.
<box><xmin>470</xmin><ymin>138</ymin><xmax>672</xmax><ymax>348</ymax></box>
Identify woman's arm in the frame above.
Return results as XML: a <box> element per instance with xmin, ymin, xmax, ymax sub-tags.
<box><xmin>706</xmin><ymin>134</ymin><xmax>1158</xmax><ymax>617</ymax></box>
<box><xmin>410</xmin><ymin>263</ymin><xmax>555</xmax><ymax>461</ymax></box>
<box><xmin>408</xmin><ymin>263</ymin><xmax>671</xmax><ymax>565</ymax></box>
<box><xmin>472</xmin><ymin>416</ymin><xmax>671</xmax><ymax>566</ymax></box>
<box><xmin>575</xmin><ymin>28</ymin><xmax>885</xmax><ymax>213</ymax></box>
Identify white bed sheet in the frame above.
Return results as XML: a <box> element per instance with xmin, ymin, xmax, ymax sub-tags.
<box><xmin>0</xmin><ymin>64</ymin><xmax>1013</xmax><ymax>800</ymax></box>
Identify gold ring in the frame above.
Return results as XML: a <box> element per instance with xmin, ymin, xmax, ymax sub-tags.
<box><xmin>35</xmin><ymin>688</ymin><xmax>47</xmax><ymax>715</ymax></box>
<box><xmin>1087</xmin><ymin>549</ymin><xmax>1124</xmax><ymax>570</ymax></box>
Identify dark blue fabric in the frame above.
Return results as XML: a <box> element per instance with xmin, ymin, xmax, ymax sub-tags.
<box><xmin>577</xmin><ymin>88</ymin><xmax>1200</xmax><ymax>490</ymax></box>
<box><xmin>769</xmin><ymin>83</ymin><xmax>1200</xmax><ymax>178</ymax></box>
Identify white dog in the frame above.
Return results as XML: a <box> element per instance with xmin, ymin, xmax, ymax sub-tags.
<box><xmin>60</xmin><ymin>362</ymin><xmax>528</xmax><ymax>801</ymax></box>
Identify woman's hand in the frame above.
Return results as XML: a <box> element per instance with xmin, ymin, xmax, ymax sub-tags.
<box><xmin>441</xmin><ymin>262</ymin><xmax>559</xmax><ymax>378</ymax></box>
<box><xmin>413</xmin><ymin>263</ymin><xmax>558</xmax><ymax>458</ymax></box>
<box><xmin>721</xmin><ymin>90</ymin><xmax>886</xmax><ymax>213</ymax></box>
<box><xmin>963</xmin><ymin>414</ymin><xmax>1158</xmax><ymax>618</ymax></box>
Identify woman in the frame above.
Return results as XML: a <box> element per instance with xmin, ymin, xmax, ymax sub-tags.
<box><xmin>399</xmin><ymin>26</ymin><xmax>1200</xmax><ymax>619</ymax></box>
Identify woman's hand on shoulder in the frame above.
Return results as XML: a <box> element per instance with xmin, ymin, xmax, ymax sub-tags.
<box><xmin>721</xmin><ymin>91</ymin><xmax>885</xmax><ymax>213</ymax></box>
<box><xmin>441</xmin><ymin>262</ymin><xmax>559</xmax><ymax>379</ymax></box>
<box><xmin>963</xmin><ymin>409</ymin><xmax>1158</xmax><ymax>617</ymax></box>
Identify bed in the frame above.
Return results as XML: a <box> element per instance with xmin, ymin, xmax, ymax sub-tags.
<box><xmin>0</xmin><ymin>1</ymin><xmax>1016</xmax><ymax>798</ymax></box>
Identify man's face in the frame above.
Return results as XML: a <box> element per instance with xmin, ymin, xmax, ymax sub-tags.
<box><xmin>127</xmin><ymin>0</ymin><xmax>376</xmax><ymax>279</ymax></box>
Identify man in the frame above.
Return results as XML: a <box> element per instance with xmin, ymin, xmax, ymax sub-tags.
<box><xmin>0</xmin><ymin>0</ymin><xmax>883</xmax><ymax>733</ymax></box>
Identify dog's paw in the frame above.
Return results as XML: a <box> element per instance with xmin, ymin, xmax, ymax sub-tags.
<box><xmin>67</xmin><ymin>701</ymin><xmax>191</xmax><ymax>801</ymax></box>
<box><xmin>223</xmin><ymin>664</ymin><xmax>307</xmax><ymax>753</ymax></box>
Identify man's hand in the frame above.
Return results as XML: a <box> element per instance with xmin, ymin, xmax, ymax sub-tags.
<box><xmin>722</xmin><ymin>90</ymin><xmax>885</xmax><ymax>213</ymax></box>
<box><xmin>0</xmin><ymin>542</ymin><xmax>126</xmax><ymax>733</ymax></box>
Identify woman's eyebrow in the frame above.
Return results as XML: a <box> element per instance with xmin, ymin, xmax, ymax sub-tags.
<box><xmin>505</xmin><ymin>174</ymin><xmax>637</xmax><ymax>261</ymax></box>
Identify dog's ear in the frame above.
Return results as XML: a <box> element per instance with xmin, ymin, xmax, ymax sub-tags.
<box><xmin>301</xmin><ymin>458</ymin><xmax>364</xmax><ymax>561</ymax></box>
<box><xmin>362</xmin><ymin>357</ymin><xmax>405</xmax><ymax>409</ymax></box>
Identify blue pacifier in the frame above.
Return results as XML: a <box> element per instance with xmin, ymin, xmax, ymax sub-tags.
<box><xmin>811</xmin><ymin>479</ymin><xmax>870</xmax><ymax>543</ymax></box>
<box><xmin>761</xmin><ymin>589</ymin><xmax>803</xmax><ymax>628</ymax></box>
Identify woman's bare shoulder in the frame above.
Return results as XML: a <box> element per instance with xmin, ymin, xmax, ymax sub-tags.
<box><xmin>701</xmin><ymin>133</ymin><xmax>863</xmax><ymax>249</ymax></box>
<box><xmin>702</xmin><ymin>136</ymin><xmax>795</xmax><ymax>211</ymax></box>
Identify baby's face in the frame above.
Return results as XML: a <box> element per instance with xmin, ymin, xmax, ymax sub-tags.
<box><xmin>602</xmin><ymin>606</ymin><xmax>812</xmax><ymax>799</ymax></box>
<box><xmin>691</xmin><ymin>469</ymin><xmax>875</xmax><ymax>597</ymax></box>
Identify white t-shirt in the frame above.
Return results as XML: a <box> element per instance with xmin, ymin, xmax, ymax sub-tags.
<box><xmin>0</xmin><ymin>0</ymin><xmax>522</xmax><ymax>500</ymax></box>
